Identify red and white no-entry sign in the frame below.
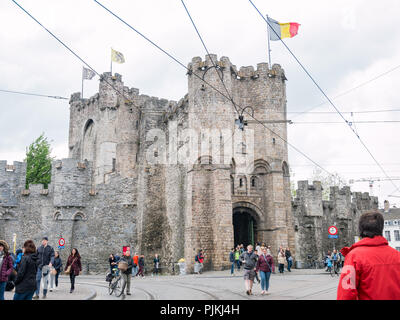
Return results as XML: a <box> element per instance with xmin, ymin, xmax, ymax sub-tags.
<box><xmin>59</xmin><ymin>238</ymin><xmax>65</xmax><ymax>246</ymax></box>
<box><xmin>328</xmin><ymin>226</ymin><xmax>338</xmax><ymax>236</ymax></box>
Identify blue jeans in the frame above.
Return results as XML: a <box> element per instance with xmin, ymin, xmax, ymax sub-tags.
<box><xmin>259</xmin><ymin>271</ymin><xmax>271</xmax><ymax>291</ymax></box>
<box><xmin>287</xmin><ymin>259</ymin><xmax>292</xmax><ymax>271</ymax></box>
<box><xmin>0</xmin><ymin>281</ymin><xmax>6</xmax><ymax>300</ymax></box>
<box><xmin>35</xmin><ymin>267</ymin><xmax>49</xmax><ymax>296</ymax></box>
<box><xmin>13</xmin><ymin>291</ymin><xmax>35</xmax><ymax>300</ymax></box>
<box><xmin>230</xmin><ymin>262</ymin><xmax>235</xmax><ymax>274</ymax></box>
<box><xmin>235</xmin><ymin>260</ymin><xmax>240</xmax><ymax>270</ymax></box>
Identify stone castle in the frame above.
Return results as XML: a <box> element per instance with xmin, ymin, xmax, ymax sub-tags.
<box><xmin>0</xmin><ymin>54</ymin><xmax>378</xmax><ymax>273</ymax></box>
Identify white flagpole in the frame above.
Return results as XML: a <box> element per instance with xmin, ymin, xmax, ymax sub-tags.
<box><xmin>266</xmin><ymin>14</ymin><xmax>272</xmax><ymax>68</ymax></box>
<box><xmin>81</xmin><ymin>67</ymin><xmax>84</xmax><ymax>99</ymax></box>
<box><xmin>110</xmin><ymin>48</ymin><xmax>113</xmax><ymax>75</ymax></box>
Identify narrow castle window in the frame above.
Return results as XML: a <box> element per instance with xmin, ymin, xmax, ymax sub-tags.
<box><xmin>251</xmin><ymin>178</ymin><xmax>256</xmax><ymax>188</ymax></box>
<box><xmin>240</xmin><ymin>178</ymin><xmax>243</xmax><ymax>187</ymax></box>
<box><xmin>112</xmin><ymin>158</ymin><xmax>116</xmax><ymax>172</ymax></box>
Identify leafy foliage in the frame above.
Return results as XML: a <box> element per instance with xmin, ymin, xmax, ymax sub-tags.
<box><xmin>25</xmin><ymin>134</ymin><xmax>53</xmax><ymax>189</ymax></box>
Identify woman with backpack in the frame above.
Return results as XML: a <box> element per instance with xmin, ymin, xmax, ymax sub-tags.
<box><xmin>13</xmin><ymin>240</ymin><xmax>38</xmax><ymax>300</ymax></box>
<box><xmin>0</xmin><ymin>240</ymin><xmax>14</xmax><ymax>300</ymax></box>
<box><xmin>256</xmin><ymin>247</ymin><xmax>275</xmax><ymax>295</ymax></box>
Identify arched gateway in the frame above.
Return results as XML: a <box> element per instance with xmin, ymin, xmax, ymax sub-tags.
<box><xmin>232</xmin><ymin>202</ymin><xmax>262</xmax><ymax>247</ymax></box>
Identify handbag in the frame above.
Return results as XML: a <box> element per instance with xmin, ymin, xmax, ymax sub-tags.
<box><xmin>65</xmin><ymin>258</ymin><xmax>77</xmax><ymax>275</ymax></box>
<box><xmin>50</xmin><ymin>267</ymin><xmax>57</xmax><ymax>275</ymax></box>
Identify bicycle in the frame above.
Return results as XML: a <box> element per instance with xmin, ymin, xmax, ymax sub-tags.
<box><xmin>107</xmin><ymin>267</ymin><xmax>126</xmax><ymax>297</ymax></box>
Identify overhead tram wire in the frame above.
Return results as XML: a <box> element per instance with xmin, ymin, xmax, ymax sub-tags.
<box><xmin>248</xmin><ymin>0</ymin><xmax>400</xmax><ymax>194</ymax></box>
<box><xmin>291</xmin><ymin>64</ymin><xmax>400</xmax><ymax>118</ymax></box>
<box><xmin>11</xmin><ymin>0</ymin><xmax>137</xmax><ymax>110</ymax></box>
<box><xmin>92</xmin><ymin>0</ymin><xmax>347</xmax><ymax>184</ymax></box>
<box><xmin>177</xmin><ymin>0</ymin><xmax>348</xmax><ymax>186</ymax></box>
<box><xmin>286</xmin><ymin>108</ymin><xmax>400</xmax><ymax>115</ymax></box>
<box><xmin>291</xmin><ymin>120</ymin><xmax>400</xmax><ymax>124</ymax></box>
<box><xmin>179</xmin><ymin>0</ymin><xmax>240</xmax><ymax>115</ymax></box>
<box><xmin>0</xmin><ymin>89</ymin><xmax>68</xmax><ymax>100</ymax></box>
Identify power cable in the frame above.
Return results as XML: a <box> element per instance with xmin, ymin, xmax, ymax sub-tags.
<box><xmin>11</xmin><ymin>0</ymin><xmax>137</xmax><ymax>110</ymax></box>
<box><xmin>291</xmin><ymin>64</ymin><xmax>400</xmax><ymax>118</ymax></box>
<box><xmin>286</xmin><ymin>108</ymin><xmax>400</xmax><ymax>114</ymax></box>
<box><xmin>291</xmin><ymin>120</ymin><xmax>400</xmax><ymax>124</ymax></box>
<box><xmin>248</xmin><ymin>0</ymin><xmax>400</xmax><ymax>194</ymax></box>
<box><xmin>0</xmin><ymin>88</ymin><xmax>68</xmax><ymax>100</ymax></box>
<box><xmin>93</xmin><ymin>0</ymin><xmax>345</xmax><ymax>184</ymax></box>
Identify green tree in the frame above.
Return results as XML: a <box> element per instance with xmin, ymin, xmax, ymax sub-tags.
<box><xmin>25</xmin><ymin>133</ymin><xmax>53</xmax><ymax>189</ymax></box>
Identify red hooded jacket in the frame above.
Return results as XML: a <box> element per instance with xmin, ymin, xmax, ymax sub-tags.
<box><xmin>337</xmin><ymin>236</ymin><xmax>400</xmax><ymax>300</ymax></box>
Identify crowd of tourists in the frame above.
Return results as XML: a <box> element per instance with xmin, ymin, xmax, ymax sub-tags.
<box><xmin>0</xmin><ymin>236</ymin><xmax>81</xmax><ymax>300</ymax></box>
<box><xmin>2</xmin><ymin>211</ymin><xmax>400</xmax><ymax>300</ymax></box>
<box><xmin>228</xmin><ymin>243</ymin><xmax>292</xmax><ymax>295</ymax></box>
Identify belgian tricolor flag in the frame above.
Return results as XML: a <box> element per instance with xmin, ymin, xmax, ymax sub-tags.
<box><xmin>267</xmin><ymin>16</ymin><xmax>300</xmax><ymax>41</ymax></box>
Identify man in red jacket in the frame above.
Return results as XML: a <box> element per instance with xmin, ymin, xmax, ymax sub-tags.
<box><xmin>337</xmin><ymin>210</ymin><xmax>400</xmax><ymax>300</ymax></box>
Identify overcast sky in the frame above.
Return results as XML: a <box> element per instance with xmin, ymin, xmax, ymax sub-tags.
<box><xmin>1</xmin><ymin>0</ymin><xmax>399</xmax><ymax>207</ymax></box>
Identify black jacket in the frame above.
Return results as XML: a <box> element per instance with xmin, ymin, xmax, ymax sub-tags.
<box><xmin>53</xmin><ymin>257</ymin><xmax>63</xmax><ymax>272</ymax></box>
<box><xmin>120</xmin><ymin>255</ymin><xmax>134</xmax><ymax>274</ymax></box>
<box><xmin>15</xmin><ymin>253</ymin><xmax>38</xmax><ymax>294</ymax></box>
<box><xmin>37</xmin><ymin>245</ymin><xmax>55</xmax><ymax>269</ymax></box>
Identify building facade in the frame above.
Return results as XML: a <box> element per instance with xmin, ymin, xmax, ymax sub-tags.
<box><xmin>381</xmin><ymin>204</ymin><xmax>400</xmax><ymax>251</ymax></box>
<box><xmin>0</xmin><ymin>54</ymin><xmax>379</xmax><ymax>273</ymax></box>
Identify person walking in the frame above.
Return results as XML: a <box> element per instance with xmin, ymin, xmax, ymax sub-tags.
<box><xmin>195</xmin><ymin>250</ymin><xmax>205</xmax><ymax>274</ymax></box>
<box><xmin>229</xmin><ymin>248</ymin><xmax>235</xmax><ymax>276</ymax></box>
<box><xmin>285</xmin><ymin>247</ymin><xmax>293</xmax><ymax>272</ymax></box>
<box><xmin>277</xmin><ymin>249</ymin><xmax>286</xmax><ymax>274</ymax></box>
<box><xmin>256</xmin><ymin>247</ymin><xmax>275</xmax><ymax>295</ymax></box>
<box><xmin>331</xmin><ymin>249</ymin><xmax>341</xmax><ymax>274</ymax></box>
<box><xmin>13</xmin><ymin>240</ymin><xmax>38</xmax><ymax>300</ymax></box>
<box><xmin>109</xmin><ymin>254</ymin><xmax>120</xmax><ymax>274</ymax></box>
<box><xmin>64</xmin><ymin>248</ymin><xmax>82</xmax><ymax>294</ymax></box>
<box><xmin>0</xmin><ymin>240</ymin><xmax>14</xmax><ymax>300</ymax></box>
<box><xmin>49</xmin><ymin>251</ymin><xmax>62</xmax><ymax>291</ymax></box>
<box><xmin>119</xmin><ymin>249</ymin><xmax>134</xmax><ymax>295</ymax></box>
<box><xmin>33</xmin><ymin>236</ymin><xmax>54</xmax><ymax>299</ymax></box>
<box><xmin>133</xmin><ymin>253</ymin><xmax>139</xmax><ymax>277</ymax></box>
<box><xmin>234</xmin><ymin>247</ymin><xmax>241</xmax><ymax>271</ymax></box>
<box><xmin>240</xmin><ymin>245</ymin><xmax>258</xmax><ymax>296</ymax></box>
<box><xmin>137</xmin><ymin>255</ymin><xmax>145</xmax><ymax>277</ymax></box>
<box><xmin>153</xmin><ymin>254</ymin><xmax>161</xmax><ymax>276</ymax></box>
<box><xmin>337</xmin><ymin>210</ymin><xmax>400</xmax><ymax>300</ymax></box>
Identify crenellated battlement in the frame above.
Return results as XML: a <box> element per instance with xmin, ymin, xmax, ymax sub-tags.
<box><xmin>188</xmin><ymin>54</ymin><xmax>286</xmax><ymax>82</ymax></box>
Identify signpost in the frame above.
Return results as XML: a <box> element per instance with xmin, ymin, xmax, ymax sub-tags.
<box><xmin>328</xmin><ymin>226</ymin><xmax>338</xmax><ymax>238</ymax></box>
<box><xmin>58</xmin><ymin>237</ymin><xmax>65</xmax><ymax>250</ymax></box>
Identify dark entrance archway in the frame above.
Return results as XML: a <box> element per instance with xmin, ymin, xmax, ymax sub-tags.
<box><xmin>233</xmin><ymin>207</ymin><xmax>258</xmax><ymax>247</ymax></box>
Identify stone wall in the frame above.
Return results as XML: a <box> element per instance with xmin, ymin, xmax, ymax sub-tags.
<box><xmin>292</xmin><ymin>181</ymin><xmax>378</xmax><ymax>268</ymax></box>
<box><xmin>1</xmin><ymin>54</ymin><xmax>374</xmax><ymax>274</ymax></box>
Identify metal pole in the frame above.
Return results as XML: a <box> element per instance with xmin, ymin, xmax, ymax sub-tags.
<box><xmin>110</xmin><ymin>48</ymin><xmax>113</xmax><ymax>75</ymax></box>
<box><xmin>81</xmin><ymin>69</ymin><xmax>84</xmax><ymax>99</ymax></box>
<box><xmin>266</xmin><ymin>14</ymin><xmax>272</xmax><ymax>67</ymax></box>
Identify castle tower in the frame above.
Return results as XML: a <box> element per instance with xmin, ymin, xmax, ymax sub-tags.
<box><xmin>183</xmin><ymin>54</ymin><xmax>294</xmax><ymax>270</ymax></box>
<box><xmin>68</xmin><ymin>73</ymin><xmax>140</xmax><ymax>185</ymax></box>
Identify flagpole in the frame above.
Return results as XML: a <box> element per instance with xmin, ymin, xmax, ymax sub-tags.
<box><xmin>110</xmin><ymin>48</ymin><xmax>113</xmax><ymax>75</ymax></box>
<box><xmin>266</xmin><ymin>14</ymin><xmax>272</xmax><ymax>68</ymax></box>
<box><xmin>81</xmin><ymin>67</ymin><xmax>84</xmax><ymax>99</ymax></box>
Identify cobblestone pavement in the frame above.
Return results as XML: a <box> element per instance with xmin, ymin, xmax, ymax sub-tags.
<box><xmin>4</xmin><ymin>268</ymin><xmax>341</xmax><ymax>300</ymax></box>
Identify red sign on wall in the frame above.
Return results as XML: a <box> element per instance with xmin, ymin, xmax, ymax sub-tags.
<box><xmin>123</xmin><ymin>246</ymin><xmax>130</xmax><ymax>255</ymax></box>
<box><xmin>328</xmin><ymin>226</ymin><xmax>338</xmax><ymax>236</ymax></box>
